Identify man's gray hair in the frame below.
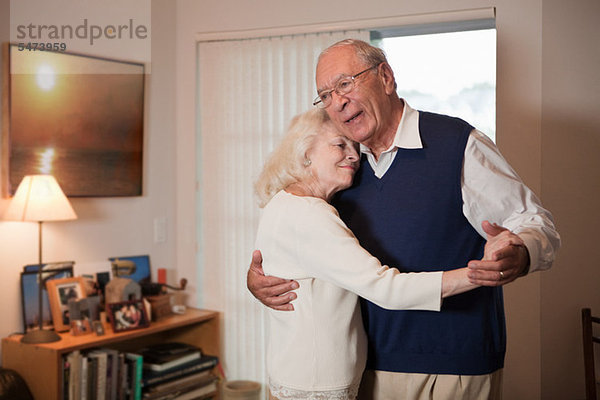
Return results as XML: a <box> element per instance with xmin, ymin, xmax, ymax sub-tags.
<box><xmin>318</xmin><ymin>39</ymin><xmax>388</xmax><ymax>68</ymax></box>
<box><xmin>318</xmin><ymin>39</ymin><xmax>396</xmax><ymax>89</ymax></box>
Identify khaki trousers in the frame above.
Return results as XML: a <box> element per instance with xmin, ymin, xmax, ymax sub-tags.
<box><xmin>357</xmin><ymin>369</ymin><xmax>503</xmax><ymax>400</ymax></box>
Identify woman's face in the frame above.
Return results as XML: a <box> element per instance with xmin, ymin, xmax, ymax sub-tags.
<box><xmin>305</xmin><ymin>125</ymin><xmax>360</xmax><ymax>201</ymax></box>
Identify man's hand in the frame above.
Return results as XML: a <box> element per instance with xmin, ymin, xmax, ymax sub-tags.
<box><xmin>467</xmin><ymin>221</ymin><xmax>530</xmax><ymax>286</ymax></box>
<box><xmin>247</xmin><ymin>250</ymin><xmax>299</xmax><ymax>311</ymax></box>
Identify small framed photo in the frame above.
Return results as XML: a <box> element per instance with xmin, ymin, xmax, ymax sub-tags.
<box><xmin>107</xmin><ymin>299</ymin><xmax>149</xmax><ymax>333</ymax></box>
<box><xmin>108</xmin><ymin>255</ymin><xmax>151</xmax><ymax>283</ymax></box>
<box><xmin>70</xmin><ymin>319</ymin><xmax>92</xmax><ymax>336</ymax></box>
<box><xmin>20</xmin><ymin>262</ymin><xmax>74</xmax><ymax>333</ymax></box>
<box><xmin>46</xmin><ymin>277</ymin><xmax>87</xmax><ymax>332</ymax></box>
<box><xmin>92</xmin><ymin>320</ymin><xmax>105</xmax><ymax>336</ymax></box>
<box><xmin>68</xmin><ymin>296</ymin><xmax>101</xmax><ymax>322</ymax></box>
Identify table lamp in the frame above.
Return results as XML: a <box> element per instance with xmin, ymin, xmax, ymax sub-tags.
<box><xmin>2</xmin><ymin>174</ymin><xmax>77</xmax><ymax>344</ymax></box>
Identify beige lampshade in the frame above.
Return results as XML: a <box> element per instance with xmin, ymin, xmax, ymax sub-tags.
<box><xmin>2</xmin><ymin>175</ymin><xmax>77</xmax><ymax>222</ymax></box>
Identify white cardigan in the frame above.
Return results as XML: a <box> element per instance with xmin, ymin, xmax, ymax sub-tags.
<box><xmin>255</xmin><ymin>191</ymin><xmax>443</xmax><ymax>399</ymax></box>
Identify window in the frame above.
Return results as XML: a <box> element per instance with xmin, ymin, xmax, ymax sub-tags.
<box><xmin>194</xmin><ymin>12</ymin><xmax>496</xmax><ymax>389</ymax></box>
<box><xmin>195</xmin><ymin>29</ymin><xmax>370</xmax><ymax>388</ymax></box>
<box><xmin>374</xmin><ymin>28</ymin><xmax>496</xmax><ymax>141</ymax></box>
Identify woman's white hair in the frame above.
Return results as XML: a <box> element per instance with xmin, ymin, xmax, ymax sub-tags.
<box><xmin>255</xmin><ymin>108</ymin><xmax>331</xmax><ymax>208</ymax></box>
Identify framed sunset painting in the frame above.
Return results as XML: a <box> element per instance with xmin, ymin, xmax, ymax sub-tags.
<box><xmin>2</xmin><ymin>43</ymin><xmax>145</xmax><ymax>197</ymax></box>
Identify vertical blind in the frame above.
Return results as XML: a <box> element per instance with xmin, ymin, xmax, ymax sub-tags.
<box><xmin>196</xmin><ymin>30</ymin><xmax>369</xmax><ymax>392</ymax></box>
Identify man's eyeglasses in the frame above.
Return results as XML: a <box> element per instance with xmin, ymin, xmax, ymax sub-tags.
<box><xmin>313</xmin><ymin>63</ymin><xmax>382</xmax><ymax>109</ymax></box>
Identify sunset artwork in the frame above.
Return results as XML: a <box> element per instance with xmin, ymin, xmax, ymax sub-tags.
<box><xmin>5</xmin><ymin>44</ymin><xmax>144</xmax><ymax>196</ymax></box>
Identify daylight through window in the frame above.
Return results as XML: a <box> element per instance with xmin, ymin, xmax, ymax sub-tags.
<box><xmin>375</xmin><ymin>28</ymin><xmax>496</xmax><ymax>141</ymax></box>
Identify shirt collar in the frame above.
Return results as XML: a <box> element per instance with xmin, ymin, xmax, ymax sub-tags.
<box><xmin>359</xmin><ymin>100</ymin><xmax>423</xmax><ymax>155</ymax></box>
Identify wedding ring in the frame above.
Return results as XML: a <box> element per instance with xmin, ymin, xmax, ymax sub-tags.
<box><xmin>499</xmin><ymin>271</ymin><xmax>505</xmax><ymax>280</ymax></box>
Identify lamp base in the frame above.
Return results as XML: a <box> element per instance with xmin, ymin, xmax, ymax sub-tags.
<box><xmin>20</xmin><ymin>329</ymin><xmax>61</xmax><ymax>344</ymax></box>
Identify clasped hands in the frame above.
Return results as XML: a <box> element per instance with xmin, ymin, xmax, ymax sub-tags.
<box><xmin>467</xmin><ymin>220</ymin><xmax>530</xmax><ymax>286</ymax></box>
<box><xmin>247</xmin><ymin>220</ymin><xmax>530</xmax><ymax>311</ymax></box>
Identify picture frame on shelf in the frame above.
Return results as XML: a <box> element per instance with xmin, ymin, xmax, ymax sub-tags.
<box><xmin>108</xmin><ymin>255</ymin><xmax>151</xmax><ymax>283</ymax></box>
<box><xmin>92</xmin><ymin>320</ymin><xmax>105</xmax><ymax>336</ymax></box>
<box><xmin>69</xmin><ymin>319</ymin><xmax>92</xmax><ymax>336</ymax></box>
<box><xmin>19</xmin><ymin>261</ymin><xmax>74</xmax><ymax>333</ymax></box>
<box><xmin>46</xmin><ymin>276</ymin><xmax>87</xmax><ymax>332</ymax></box>
<box><xmin>68</xmin><ymin>295</ymin><xmax>100</xmax><ymax>320</ymax></box>
<box><xmin>23</xmin><ymin>260</ymin><xmax>75</xmax><ymax>274</ymax></box>
<box><xmin>107</xmin><ymin>299</ymin><xmax>150</xmax><ymax>333</ymax></box>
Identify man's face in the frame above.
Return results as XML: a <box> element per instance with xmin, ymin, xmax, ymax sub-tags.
<box><xmin>315</xmin><ymin>46</ymin><xmax>390</xmax><ymax>147</ymax></box>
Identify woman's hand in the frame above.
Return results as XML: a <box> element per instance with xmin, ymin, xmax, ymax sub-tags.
<box><xmin>441</xmin><ymin>267</ymin><xmax>478</xmax><ymax>298</ymax></box>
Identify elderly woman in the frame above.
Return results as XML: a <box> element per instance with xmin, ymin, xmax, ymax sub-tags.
<box><xmin>254</xmin><ymin>109</ymin><xmax>482</xmax><ymax>400</ymax></box>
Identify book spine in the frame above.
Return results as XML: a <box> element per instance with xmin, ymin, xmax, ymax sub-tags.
<box><xmin>102</xmin><ymin>352</ymin><xmax>111</xmax><ymax>400</ymax></box>
<box><xmin>142</xmin><ymin>357</ymin><xmax>218</xmax><ymax>387</ymax></box>
<box><xmin>118</xmin><ymin>354</ymin><xmax>127</xmax><ymax>400</ymax></box>
<box><xmin>109</xmin><ymin>350</ymin><xmax>119</xmax><ymax>400</ymax></box>
<box><xmin>97</xmin><ymin>353</ymin><xmax>107</xmax><ymax>400</ymax></box>
<box><xmin>143</xmin><ymin>373</ymin><xmax>217</xmax><ymax>400</ymax></box>
<box><xmin>81</xmin><ymin>356</ymin><xmax>88</xmax><ymax>400</ymax></box>
<box><xmin>88</xmin><ymin>356</ymin><xmax>98</xmax><ymax>400</ymax></box>
<box><xmin>67</xmin><ymin>351</ymin><xmax>81</xmax><ymax>400</ymax></box>
<box><xmin>62</xmin><ymin>354</ymin><xmax>71</xmax><ymax>400</ymax></box>
<box><xmin>126</xmin><ymin>353</ymin><xmax>143</xmax><ymax>400</ymax></box>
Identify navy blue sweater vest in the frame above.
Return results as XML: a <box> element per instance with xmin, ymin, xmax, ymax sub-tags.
<box><xmin>334</xmin><ymin>111</ymin><xmax>505</xmax><ymax>375</ymax></box>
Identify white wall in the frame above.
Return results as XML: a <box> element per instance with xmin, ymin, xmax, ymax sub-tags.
<box><xmin>175</xmin><ymin>0</ymin><xmax>599</xmax><ymax>399</ymax></box>
<box><xmin>0</xmin><ymin>0</ymin><xmax>179</xmax><ymax>346</ymax></box>
<box><xmin>540</xmin><ymin>1</ymin><xmax>600</xmax><ymax>399</ymax></box>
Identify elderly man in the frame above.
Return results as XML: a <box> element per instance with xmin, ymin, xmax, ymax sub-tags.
<box><xmin>248</xmin><ymin>39</ymin><xmax>559</xmax><ymax>399</ymax></box>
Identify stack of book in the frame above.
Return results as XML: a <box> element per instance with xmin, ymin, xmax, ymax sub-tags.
<box><xmin>63</xmin><ymin>348</ymin><xmax>139</xmax><ymax>400</ymax></box>
<box><xmin>61</xmin><ymin>343</ymin><xmax>219</xmax><ymax>400</ymax></box>
<box><xmin>138</xmin><ymin>343</ymin><xmax>219</xmax><ymax>400</ymax></box>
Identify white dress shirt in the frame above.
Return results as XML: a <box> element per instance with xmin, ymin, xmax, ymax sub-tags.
<box><xmin>359</xmin><ymin>101</ymin><xmax>560</xmax><ymax>273</ymax></box>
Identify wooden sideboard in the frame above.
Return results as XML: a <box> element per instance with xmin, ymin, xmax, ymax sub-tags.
<box><xmin>2</xmin><ymin>308</ymin><xmax>221</xmax><ymax>400</ymax></box>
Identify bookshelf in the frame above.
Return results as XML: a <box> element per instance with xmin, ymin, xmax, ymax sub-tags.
<box><xmin>1</xmin><ymin>308</ymin><xmax>221</xmax><ymax>400</ymax></box>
